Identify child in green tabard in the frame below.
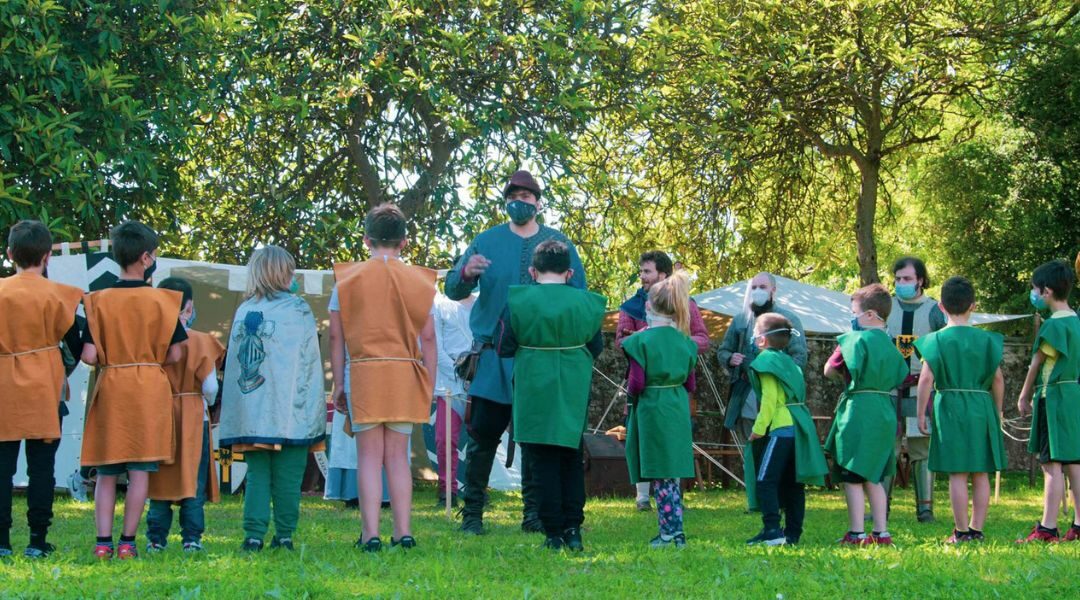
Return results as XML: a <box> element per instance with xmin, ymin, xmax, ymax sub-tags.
<box><xmin>824</xmin><ymin>284</ymin><xmax>909</xmax><ymax>546</ymax></box>
<box><xmin>495</xmin><ymin>240</ymin><xmax>606</xmax><ymax>551</ymax></box>
<box><xmin>622</xmin><ymin>270</ymin><xmax>699</xmax><ymax>549</ymax></box>
<box><xmin>1016</xmin><ymin>260</ymin><xmax>1080</xmax><ymax>544</ymax></box>
<box><xmin>914</xmin><ymin>277</ymin><xmax>1006</xmax><ymax>544</ymax></box>
<box><xmin>745</xmin><ymin>313</ymin><xmax>828</xmax><ymax>546</ymax></box>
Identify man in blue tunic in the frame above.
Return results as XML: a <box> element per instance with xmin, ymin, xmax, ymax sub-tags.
<box><xmin>445</xmin><ymin>170</ymin><xmax>587</xmax><ymax>536</ymax></box>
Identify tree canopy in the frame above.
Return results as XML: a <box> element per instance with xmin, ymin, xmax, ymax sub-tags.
<box><xmin>2</xmin><ymin>0</ymin><xmax>1077</xmax><ymax>309</ymax></box>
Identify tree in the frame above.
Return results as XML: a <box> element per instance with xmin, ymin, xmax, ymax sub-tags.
<box><xmin>622</xmin><ymin>0</ymin><xmax>1074</xmax><ymax>285</ymax></box>
<box><xmin>0</xmin><ymin>0</ymin><xmax>230</xmax><ymax>241</ymax></box>
<box><xmin>178</xmin><ymin>0</ymin><xmax>646</xmax><ymax>268</ymax></box>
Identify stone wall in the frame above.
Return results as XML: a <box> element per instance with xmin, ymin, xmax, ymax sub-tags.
<box><xmin>588</xmin><ymin>332</ymin><xmax>1037</xmax><ymax>476</ymax></box>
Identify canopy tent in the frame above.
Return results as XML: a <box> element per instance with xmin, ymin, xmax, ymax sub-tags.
<box><xmin>693</xmin><ymin>275</ymin><xmax>1030</xmax><ymax>335</ymax></box>
<box><xmin>17</xmin><ymin>248</ymin><xmax>525</xmax><ymax>492</ymax></box>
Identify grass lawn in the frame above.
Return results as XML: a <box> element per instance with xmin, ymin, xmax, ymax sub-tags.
<box><xmin>1</xmin><ymin>475</ymin><xmax>1077</xmax><ymax>598</ymax></box>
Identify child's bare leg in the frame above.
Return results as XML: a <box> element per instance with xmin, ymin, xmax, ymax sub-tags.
<box><xmin>844</xmin><ymin>483</ymin><xmax>865</xmax><ymax>532</ymax></box>
<box><xmin>949</xmin><ymin>473</ymin><xmax>971</xmax><ymax>531</ymax></box>
<box><xmin>383</xmin><ymin>429</ymin><xmax>413</xmax><ymax>540</ymax></box>
<box><xmin>1041</xmin><ymin>462</ymin><xmax>1064</xmax><ymax>529</ymax></box>
<box><xmin>122</xmin><ymin>470</ymin><xmax>150</xmax><ymax>537</ymax></box>
<box><xmin>357</xmin><ymin>427</ymin><xmax>386</xmax><ymax>542</ymax></box>
<box><xmin>1066</xmin><ymin>464</ymin><xmax>1080</xmax><ymax>528</ymax></box>
<box><xmin>970</xmin><ymin>473</ymin><xmax>990</xmax><ymax>531</ymax></box>
<box><xmin>94</xmin><ymin>474</ymin><xmax>119</xmax><ymax>537</ymax></box>
<box><xmin>865</xmin><ymin>482</ymin><xmax>888</xmax><ymax>533</ymax></box>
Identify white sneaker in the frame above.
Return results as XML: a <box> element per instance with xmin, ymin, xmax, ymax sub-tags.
<box><xmin>68</xmin><ymin>470</ymin><xmax>90</xmax><ymax>503</ymax></box>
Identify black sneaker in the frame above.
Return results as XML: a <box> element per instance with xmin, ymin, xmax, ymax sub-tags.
<box><xmin>521</xmin><ymin>516</ymin><xmax>545</xmax><ymax>534</ymax></box>
<box><xmin>391</xmin><ymin>536</ymin><xmax>416</xmax><ymax>549</ymax></box>
<box><xmin>562</xmin><ymin>528</ymin><xmax>584</xmax><ymax>552</ymax></box>
<box><xmin>356</xmin><ymin>537</ymin><xmax>383</xmax><ymax>553</ymax></box>
<box><xmin>460</xmin><ymin>515</ymin><xmax>484</xmax><ymax>536</ymax></box>
<box><xmin>240</xmin><ymin>538</ymin><xmax>264</xmax><ymax>552</ymax></box>
<box><xmin>785</xmin><ymin>535</ymin><xmax>801</xmax><ymax>545</ymax></box>
<box><xmin>270</xmin><ymin>537</ymin><xmax>294</xmax><ymax>551</ymax></box>
<box><xmin>24</xmin><ymin>543</ymin><xmax>56</xmax><ymax>559</ymax></box>
<box><xmin>917</xmin><ymin>510</ymin><xmax>935</xmax><ymax>523</ymax></box>
<box><xmin>542</xmin><ymin>535</ymin><xmax>564</xmax><ymax>550</ymax></box>
<box><xmin>746</xmin><ymin>528</ymin><xmax>787</xmax><ymax>546</ymax></box>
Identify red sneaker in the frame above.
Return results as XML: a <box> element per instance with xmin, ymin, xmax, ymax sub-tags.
<box><xmin>93</xmin><ymin>544</ymin><xmax>114</xmax><ymax>560</ymax></box>
<box><xmin>1016</xmin><ymin>523</ymin><xmax>1059</xmax><ymax>544</ymax></box>
<box><xmin>117</xmin><ymin>542</ymin><xmax>138</xmax><ymax>560</ymax></box>
<box><xmin>837</xmin><ymin>532</ymin><xmax>866</xmax><ymax>545</ymax></box>
<box><xmin>865</xmin><ymin>532</ymin><xmax>893</xmax><ymax>546</ymax></box>
<box><xmin>1063</xmin><ymin>526</ymin><xmax>1080</xmax><ymax>542</ymax></box>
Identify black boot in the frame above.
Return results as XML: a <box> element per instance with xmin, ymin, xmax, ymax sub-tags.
<box><xmin>461</xmin><ymin>436</ymin><xmax>498</xmax><ymax>536</ymax></box>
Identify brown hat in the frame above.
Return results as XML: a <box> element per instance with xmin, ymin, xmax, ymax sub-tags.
<box><xmin>502</xmin><ymin>170</ymin><xmax>542</xmax><ymax>199</ymax></box>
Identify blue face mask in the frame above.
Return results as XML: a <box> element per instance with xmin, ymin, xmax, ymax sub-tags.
<box><xmin>186</xmin><ymin>308</ymin><xmax>197</xmax><ymax>329</ymax></box>
<box><xmin>289</xmin><ymin>278</ymin><xmax>301</xmax><ymax>294</ymax></box>
<box><xmin>505</xmin><ymin>200</ymin><xmax>537</xmax><ymax>226</ymax></box>
<box><xmin>895</xmin><ymin>283</ymin><xmax>918</xmax><ymax>300</ymax></box>
<box><xmin>850</xmin><ymin>318</ymin><xmax>863</xmax><ymax>332</ymax></box>
<box><xmin>1030</xmin><ymin>289</ymin><xmax>1048</xmax><ymax>311</ymax></box>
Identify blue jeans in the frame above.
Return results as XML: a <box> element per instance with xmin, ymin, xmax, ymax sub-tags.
<box><xmin>146</xmin><ymin>423</ymin><xmax>211</xmax><ymax>545</ymax></box>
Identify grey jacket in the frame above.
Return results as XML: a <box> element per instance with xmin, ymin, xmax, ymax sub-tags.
<box><xmin>716</xmin><ymin>303</ymin><xmax>807</xmax><ymax>430</ymax></box>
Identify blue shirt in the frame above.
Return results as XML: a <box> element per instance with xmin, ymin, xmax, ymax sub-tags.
<box><xmin>445</xmin><ymin>223</ymin><xmax>586</xmax><ymax>403</ymax></box>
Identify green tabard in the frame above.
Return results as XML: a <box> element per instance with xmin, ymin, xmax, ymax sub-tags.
<box><xmin>913</xmin><ymin>326</ymin><xmax>1006</xmax><ymax>473</ymax></box>
<box><xmin>824</xmin><ymin>329</ymin><xmax>909</xmax><ymax>483</ymax></box>
<box><xmin>622</xmin><ymin>326</ymin><xmax>699</xmax><ymax>482</ymax></box>
<box><xmin>748</xmin><ymin>349</ymin><xmax>829</xmax><ymax>486</ymax></box>
<box><xmin>1028</xmin><ymin>314</ymin><xmax>1080</xmax><ymax>461</ymax></box>
<box><xmin>508</xmin><ymin>284</ymin><xmax>606</xmax><ymax>449</ymax></box>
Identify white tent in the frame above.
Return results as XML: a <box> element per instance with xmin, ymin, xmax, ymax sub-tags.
<box><xmin>693</xmin><ymin>275</ymin><xmax>1029</xmax><ymax>335</ymax></box>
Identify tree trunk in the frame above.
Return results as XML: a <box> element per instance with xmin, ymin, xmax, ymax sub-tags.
<box><xmin>854</xmin><ymin>159</ymin><xmax>881</xmax><ymax>285</ymax></box>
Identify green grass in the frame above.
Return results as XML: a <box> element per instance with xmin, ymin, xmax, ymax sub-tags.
<box><xmin>1</xmin><ymin>475</ymin><xmax>1077</xmax><ymax>598</ymax></box>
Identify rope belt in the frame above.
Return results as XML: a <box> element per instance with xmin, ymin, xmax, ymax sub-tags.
<box><xmin>1040</xmin><ymin>381</ymin><xmax>1078</xmax><ymax>388</ymax></box>
<box><xmin>519</xmin><ymin>344</ymin><xmax>586</xmax><ymax>351</ymax></box>
<box><xmin>0</xmin><ymin>345</ymin><xmax>59</xmax><ymax>358</ymax></box>
<box><xmin>644</xmin><ymin>383</ymin><xmax>683</xmax><ymax>389</ymax></box>
<box><xmin>848</xmin><ymin>390</ymin><xmax>893</xmax><ymax>396</ymax></box>
<box><xmin>350</xmin><ymin>357</ymin><xmax>422</xmax><ymax>364</ymax></box>
<box><xmin>936</xmin><ymin>389</ymin><xmax>991</xmax><ymax>395</ymax></box>
<box><xmin>101</xmin><ymin>362</ymin><xmax>162</xmax><ymax>369</ymax></box>
<box><xmin>785</xmin><ymin>402</ymin><xmax>808</xmax><ymax>407</ymax></box>
<box><xmin>175</xmin><ymin>392</ymin><xmax>203</xmax><ymax>398</ymax></box>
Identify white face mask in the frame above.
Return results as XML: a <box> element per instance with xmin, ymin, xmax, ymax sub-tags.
<box><xmin>750</xmin><ymin>289</ymin><xmax>771</xmax><ymax>307</ymax></box>
<box><xmin>645</xmin><ymin>311</ymin><xmax>674</xmax><ymax>328</ymax></box>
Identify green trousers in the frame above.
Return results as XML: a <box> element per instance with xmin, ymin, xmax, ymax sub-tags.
<box><xmin>242</xmin><ymin>446</ymin><xmax>309</xmax><ymax>541</ymax></box>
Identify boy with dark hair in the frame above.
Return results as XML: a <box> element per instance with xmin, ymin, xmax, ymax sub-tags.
<box><xmin>146</xmin><ymin>277</ymin><xmax>224</xmax><ymax>553</ymax></box>
<box><xmin>496</xmin><ymin>239</ymin><xmax>606</xmax><ymax>551</ymax></box>
<box><xmin>0</xmin><ymin>221</ymin><xmax>83</xmax><ymax>559</ymax></box>
<box><xmin>824</xmin><ymin>284</ymin><xmax>909</xmax><ymax>546</ymax></box>
<box><xmin>81</xmin><ymin>220</ymin><xmax>188</xmax><ymax>559</ymax></box>
<box><xmin>1017</xmin><ymin>260</ymin><xmax>1080</xmax><ymax>543</ymax></box>
<box><xmin>745</xmin><ymin>313</ymin><xmax>828</xmax><ymax>546</ymax></box>
<box><xmin>914</xmin><ymin>276</ymin><xmax>1006</xmax><ymax>544</ymax></box>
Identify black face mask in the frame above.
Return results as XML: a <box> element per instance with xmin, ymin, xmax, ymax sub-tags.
<box><xmin>144</xmin><ymin>259</ymin><xmax>157</xmax><ymax>282</ymax></box>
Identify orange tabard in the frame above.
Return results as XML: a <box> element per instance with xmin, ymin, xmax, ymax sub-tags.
<box><xmin>81</xmin><ymin>287</ymin><xmax>182</xmax><ymax>466</ymax></box>
<box><xmin>148</xmin><ymin>330</ymin><xmax>225</xmax><ymax>502</ymax></box>
<box><xmin>334</xmin><ymin>259</ymin><xmax>436</xmax><ymax>424</ymax></box>
<box><xmin>0</xmin><ymin>273</ymin><xmax>82</xmax><ymax>442</ymax></box>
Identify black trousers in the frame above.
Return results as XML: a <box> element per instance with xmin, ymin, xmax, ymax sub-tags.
<box><xmin>522</xmin><ymin>441</ymin><xmax>585</xmax><ymax>537</ymax></box>
<box><xmin>462</xmin><ymin>397</ymin><xmax>538</xmax><ymax>520</ymax></box>
<box><xmin>0</xmin><ymin>438</ymin><xmax>61</xmax><ymax>536</ymax></box>
<box><xmin>753</xmin><ymin>435</ymin><xmax>805</xmax><ymax>538</ymax></box>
